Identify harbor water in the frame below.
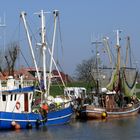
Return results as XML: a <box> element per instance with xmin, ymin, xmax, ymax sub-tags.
<box><xmin>1</xmin><ymin>115</ymin><xmax>140</xmax><ymax>140</ymax></box>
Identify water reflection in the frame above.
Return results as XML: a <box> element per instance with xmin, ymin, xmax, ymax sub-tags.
<box><xmin>0</xmin><ymin>116</ymin><xmax>140</xmax><ymax>140</ymax></box>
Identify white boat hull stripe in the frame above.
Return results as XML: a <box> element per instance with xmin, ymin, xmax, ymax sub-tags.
<box><xmin>0</xmin><ymin>113</ymin><xmax>72</xmax><ymax>122</ymax></box>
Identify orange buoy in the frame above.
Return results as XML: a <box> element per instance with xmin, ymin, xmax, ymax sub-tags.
<box><xmin>15</xmin><ymin>123</ymin><xmax>21</xmax><ymax>130</ymax></box>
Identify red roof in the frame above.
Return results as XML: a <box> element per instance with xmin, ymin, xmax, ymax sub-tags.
<box><xmin>0</xmin><ymin>67</ymin><xmax>72</xmax><ymax>82</ymax></box>
<box><xmin>52</xmin><ymin>70</ymin><xmax>71</xmax><ymax>83</ymax></box>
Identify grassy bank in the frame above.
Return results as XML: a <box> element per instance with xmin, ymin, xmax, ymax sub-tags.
<box><xmin>50</xmin><ymin>81</ymin><xmax>93</xmax><ymax>97</ymax></box>
<box><xmin>50</xmin><ymin>82</ymin><xmax>140</xmax><ymax>99</ymax></box>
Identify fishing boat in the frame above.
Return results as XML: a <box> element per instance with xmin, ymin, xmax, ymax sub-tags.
<box><xmin>0</xmin><ymin>10</ymin><xmax>73</xmax><ymax>130</ymax></box>
<box><xmin>77</xmin><ymin>30</ymin><xmax>140</xmax><ymax>120</ymax></box>
<box><xmin>0</xmin><ymin>81</ymin><xmax>73</xmax><ymax>129</ymax></box>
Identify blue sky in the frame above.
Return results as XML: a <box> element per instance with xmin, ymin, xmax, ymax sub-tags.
<box><xmin>0</xmin><ymin>0</ymin><xmax>140</xmax><ymax>76</ymax></box>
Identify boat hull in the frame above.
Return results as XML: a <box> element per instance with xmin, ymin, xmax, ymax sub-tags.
<box><xmin>0</xmin><ymin>106</ymin><xmax>73</xmax><ymax>129</ymax></box>
<box><xmin>77</xmin><ymin>103</ymin><xmax>140</xmax><ymax>120</ymax></box>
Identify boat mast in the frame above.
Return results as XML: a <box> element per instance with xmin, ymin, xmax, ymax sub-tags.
<box><xmin>125</xmin><ymin>36</ymin><xmax>132</xmax><ymax>67</ymax></box>
<box><xmin>116</xmin><ymin>30</ymin><xmax>122</xmax><ymax>71</ymax></box>
<box><xmin>47</xmin><ymin>10</ymin><xmax>58</xmax><ymax>95</ymax></box>
<box><xmin>40</xmin><ymin>10</ymin><xmax>47</xmax><ymax>92</ymax></box>
<box><xmin>35</xmin><ymin>10</ymin><xmax>52</xmax><ymax>97</ymax></box>
<box><xmin>20</xmin><ymin>12</ymin><xmax>41</xmax><ymax>82</ymax></box>
<box><xmin>115</xmin><ymin>29</ymin><xmax>122</xmax><ymax>92</ymax></box>
<box><xmin>91</xmin><ymin>40</ymin><xmax>102</xmax><ymax>94</ymax></box>
<box><xmin>47</xmin><ymin>10</ymin><xmax>66</xmax><ymax>95</ymax></box>
<box><xmin>34</xmin><ymin>10</ymin><xmax>50</xmax><ymax>97</ymax></box>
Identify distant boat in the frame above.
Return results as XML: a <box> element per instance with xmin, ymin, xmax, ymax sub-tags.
<box><xmin>0</xmin><ymin>10</ymin><xmax>73</xmax><ymax>130</ymax></box>
<box><xmin>76</xmin><ymin>30</ymin><xmax>140</xmax><ymax>120</ymax></box>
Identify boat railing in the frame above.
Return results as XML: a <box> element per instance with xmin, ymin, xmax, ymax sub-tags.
<box><xmin>105</xmin><ymin>101</ymin><xmax>140</xmax><ymax>112</ymax></box>
<box><xmin>0</xmin><ymin>79</ymin><xmax>34</xmax><ymax>90</ymax></box>
<box><xmin>32</xmin><ymin>99</ymin><xmax>73</xmax><ymax>113</ymax></box>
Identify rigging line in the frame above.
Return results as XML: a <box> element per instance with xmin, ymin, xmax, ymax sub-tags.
<box><xmin>58</xmin><ymin>15</ymin><xmax>64</xmax><ymax>63</ymax></box>
<box><xmin>128</xmin><ymin>37</ymin><xmax>132</xmax><ymax>67</ymax></box>
<box><xmin>109</xmin><ymin>44</ymin><xmax>115</xmax><ymax>66</ymax></box>
<box><xmin>19</xmin><ymin>48</ymin><xmax>32</xmax><ymax>70</ymax></box>
<box><xmin>56</xmin><ymin>60</ymin><xmax>68</xmax><ymax>84</ymax></box>
<box><xmin>18</xmin><ymin>18</ymin><xmax>21</xmax><ymax>46</ymax></box>
<box><xmin>9</xmin><ymin>19</ymin><xmax>21</xmax><ymax>44</ymax></box>
<box><xmin>36</xmin><ymin>48</ymin><xmax>42</xmax><ymax>69</ymax></box>
<box><xmin>22</xmin><ymin>15</ymin><xmax>39</xmax><ymax>44</ymax></box>
<box><xmin>44</xmin><ymin>13</ymin><xmax>53</xmax><ymax>50</ymax></box>
<box><xmin>58</xmin><ymin>15</ymin><xmax>64</xmax><ymax>50</ymax></box>
<box><xmin>104</xmin><ymin>37</ymin><xmax>116</xmax><ymax>67</ymax></box>
<box><xmin>125</xmin><ymin>36</ymin><xmax>138</xmax><ymax>69</ymax></box>
<box><xmin>26</xmin><ymin>13</ymin><xmax>42</xmax><ymax>43</ymax></box>
<box><xmin>27</xmin><ymin>20</ymin><xmax>38</xmax><ymax>43</ymax></box>
<box><xmin>131</xmin><ymin>50</ymin><xmax>138</xmax><ymax>70</ymax></box>
<box><xmin>17</xmin><ymin>18</ymin><xmax>21</xmax><ymax>68</ymax></box>
<box><xmin>20</xmin><ymin>49</ymin><xmax>42</xmax><ymax>91</ymax></box>
<box><xmin>123</xmin><ymin>68</ymin><xmax>138</xmax><ymax>89</ymax></box>
<box><xmin>55</xmin><ymin>30</ymin><xmax>63</xmax><ymax>71</ymax></box>
<box><xmin>19</xmin><ymin>15</ymin><xmax>42</xmax><ymax>73</ymax></box>
<box><xmin>128</xmin><ymin>39</ymin><xmax>138</xmax><ymax>69</ymax></box>
<box><xmin>26</xmin><ymin>18</ymin><xmax>40</xmax><ymax>67</ymax></box>
<box><xmin>52</xmin><ymin>76</ymin><xmax>64</xmax><ymax>89</ymax></box>
<box><xmin>23</xmin><ymin>17</ymin><xmax>43</xmax><ymax>70</ymax></box>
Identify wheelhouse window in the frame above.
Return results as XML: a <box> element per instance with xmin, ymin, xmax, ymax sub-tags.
<box><xmin>70</xmin><ymin>90</ymin><xmax>74</xmax><ymax>95</ymax></box>
<box><xmin>30</xmin><ymin>94</ymin><xmax>32</xmax><ymax>100</ymax></box>
<box><xmin>10</xmin><ymin>95</ymin><xmax>13</xmax><ymax>101</ymax></box>
<box><xmin>2</xmin><ymin>95</ymin><xmax>6</xmax><ymax>101</ymax></box>
<box><xmin>14</xmin><ymin>94</ymin><xmax>17</xmax><ymax>101</ymax></box>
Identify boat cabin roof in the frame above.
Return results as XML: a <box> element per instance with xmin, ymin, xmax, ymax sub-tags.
<box><xmin>1</xmin><ymin>86</ymin><xmax>34</xmax><ymax>94</ymax></box>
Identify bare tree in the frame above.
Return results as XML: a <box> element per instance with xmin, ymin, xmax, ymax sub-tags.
<box><xmin>0</xmin><ymin>51</ymin><xmax>4</xmax><ymax>72</ymax></box>
<box><xmin>75</xmin><ymin>57</ymin><xmax>96</xmax><ymax>83</ymax></box>
<box><xmin>4</xmin><ymin>42</ymin><xmax>19</xmax><ymax>76</ymax></box>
